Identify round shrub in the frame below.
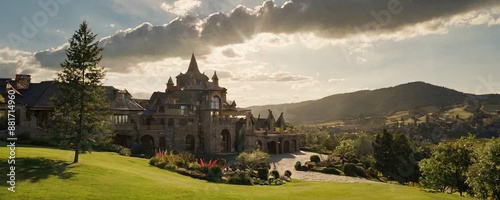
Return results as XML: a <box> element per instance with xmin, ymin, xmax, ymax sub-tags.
<box><xmin>310</xmin><ymin>155</ymin><xmax>321</xmax><ymax>163</ymax></box>
<box><xmin>270</xmin><ymin>170</ymin><xmax>280</xmax><ymax>179</ymax></box>
<box><xmin>355</xmin><ymin>166</ymin><xmax>367</xmax><ymax>178</ymax></box>
<box><xmin>258</xmin><ymin>167</ymin><xmax>269</xmax><ymax>180</ymax></box>
<box><xmin>305</xmin><ymin>161</ymin><xmax>316</xmax><ymax>169</ymax></box>
<box><xmin>294</xmin><ymin>161</ymin><xmax>302</xmax><ymax>170</ymax></box>
<box><xmin>284</xmin><ymin>170</ymin><xmax>292</xmax><ymax>178</ymax></box>
<box><xmin>321</xmin><ymin>167</ymin><xmax>342</xmax><ymax>175</ymax></box>
<box><xmin>343</xmin><ymin>163</ymin><xmax>357</xmax><ymax>177</ymax></box>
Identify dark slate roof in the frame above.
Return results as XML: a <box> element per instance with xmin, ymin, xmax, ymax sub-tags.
<box><xmin>105</xmin><ymin>87</ymin><xmax>144</xmax><ymax>111</ymax></box>
<box><xmin>0</xmin><ymin>80</ymin><xmax>57</xmax><ymax>108</ymax></box>
<box><xmin>148</xmin><ymin>90</ymin><xmax>202</xmax><ymax>109</ymax></box>
<box><xmin>1</xmin><ymin>80</ymin><xmax>144</xmax><ymax>111</ymax></box>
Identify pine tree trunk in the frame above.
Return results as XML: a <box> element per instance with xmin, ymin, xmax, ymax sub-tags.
<box><xmin>73</xmin><ymin>144</ymin><xmax>79</xmax><ymax>163</ymax></box>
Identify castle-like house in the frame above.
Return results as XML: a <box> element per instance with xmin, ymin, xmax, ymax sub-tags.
<box><xmin>1</xmin><ymin>54</ymin><xmax>301</xmax><ymax>154</ymax></box>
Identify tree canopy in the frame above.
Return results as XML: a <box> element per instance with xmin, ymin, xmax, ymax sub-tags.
<box><xmin>466</xmin><ymin>138</ymin><xmax>500</xmax><ymax>199</ymax></box>
<box><xmin>419</xmin><ymin>135</ymin><xmax>475</xmax><ymax>196</ymax></box>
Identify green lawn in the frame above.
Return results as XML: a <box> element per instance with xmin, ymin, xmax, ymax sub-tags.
<box><xmin>0</xmin><ymin>145</ymin><xmax>467</xmax><ymax>200</ymax></box>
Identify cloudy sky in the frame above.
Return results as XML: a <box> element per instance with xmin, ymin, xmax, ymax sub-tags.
<box><xmin>1</xmin><ymin>0</ymin><xmax>500</xmax><ymax>107</ymax></box>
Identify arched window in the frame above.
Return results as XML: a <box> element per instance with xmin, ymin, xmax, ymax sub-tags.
<box><xmin>211</xmin><ymin>96</ymin><xmax>220</xmax><ymax>109</ymax></box>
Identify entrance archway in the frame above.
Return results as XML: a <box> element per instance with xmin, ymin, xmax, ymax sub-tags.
<box><xmin>267</xmin><ymin>141</ymin><xmax>277</xmax><ymax>154</ymax></box>
<box><xmin>283</xmin><ymin>140</ymin><xmax>290</xmax><ymax>153</ymax></box>
<box><xmin>221</xmin><ymin>129</ymin><xmax>231</xmax><ymax>152</ymax></box>
<box><xmin>292</xmin><ymin>139</ymin><xmax>297</xmax><ymax>152</ymax></box>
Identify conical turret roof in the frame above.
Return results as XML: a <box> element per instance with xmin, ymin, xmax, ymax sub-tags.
<box><xmin>187</xmin><ymin>53</ymin><xmax>200</xmax><ymax>73</ymax></box>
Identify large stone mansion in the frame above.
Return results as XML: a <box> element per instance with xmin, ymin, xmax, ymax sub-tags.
<box><xmin>0</xmin><ymin>54</ymin><xmax>301</xmax><ymax>154</ymax></box>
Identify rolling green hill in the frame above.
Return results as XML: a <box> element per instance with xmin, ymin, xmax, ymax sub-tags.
<box><xmin>248</xmin><ymin>81</ymin><xmax>500</xmax><ymax>124</ymax></box>
<box><xmin>0</xmin><ymin>145</ymin><xmax>465</xmax><ymax>200</ymax></box>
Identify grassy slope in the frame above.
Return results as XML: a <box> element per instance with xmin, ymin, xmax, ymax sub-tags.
<box><xmin>0</xmin><ymin>145</ymin><xmax>466</xmax><ymax>200</ymax></box>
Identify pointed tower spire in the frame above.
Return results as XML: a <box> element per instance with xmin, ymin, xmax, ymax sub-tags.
<box><xmin>166</xmin><ymin>76</ymin><xmax>174</xmax><ymax>92</ymax></box>
<box><xmin>167</xmin><ymin>77</ymin><xmax>174</xmax><ymax>85</ymax></box>
<box><xmin>187</xmin><ymin>53</ymin><xmax>200</xmax><ymax>72</ymax></box>
<box><xmin>212</xmin><ymin>71</ymin><xmax>219</xmax><ymax>86</ymax></box>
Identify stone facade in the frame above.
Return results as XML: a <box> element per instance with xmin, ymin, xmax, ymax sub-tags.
<box><xmin>1</xmin><ymin>54</ymin><xmax>302</xmax><ymax>154</ymax></box>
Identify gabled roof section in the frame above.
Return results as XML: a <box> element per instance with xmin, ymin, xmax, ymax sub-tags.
<box><xmin>187</xmin><ymin>53</ymin><xmax>200</xmax><ymax>73</ymax></box>
<box><xmin>275</xmin><ymin>112</ymin><xmax>286</xmax><ymax>128</ymax></box>
<box><xmin>105</xmin><ymin>87</ymin><xmax>144</xmax><ymax>111</ymax></box>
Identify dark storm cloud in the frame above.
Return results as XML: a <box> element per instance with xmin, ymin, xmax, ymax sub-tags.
<box><xmin>34</xmin><ymin>0</ymin><xmax>498</xmax><ymax>71</ymax></box>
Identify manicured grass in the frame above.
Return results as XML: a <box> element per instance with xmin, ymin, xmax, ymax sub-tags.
<box><xmin>0</xmin><ymin>145</ymin><xmax>468</xmax><ymax>200</ymax></box>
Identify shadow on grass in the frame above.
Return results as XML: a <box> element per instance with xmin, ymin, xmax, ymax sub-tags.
<box><xmin>0</xmin><ymin>157</ymin><xmax>76</xmax><ymax>186</ymax></box>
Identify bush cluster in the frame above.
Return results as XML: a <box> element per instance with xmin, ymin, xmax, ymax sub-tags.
<box><xmin>227</xmin><ymin>170</ymin><xmax>253</xmax><ymax>185</ymax></box>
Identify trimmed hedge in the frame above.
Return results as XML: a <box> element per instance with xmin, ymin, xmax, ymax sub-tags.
<box><xmin>343</xmin><ymin>163</ymin><xmax>357</xmax><ymax>177</ymax></box>
<box><xmin>294</xmin><ymin>161</ymin><xmax>301</xmax><ymax>170</ymax></box>
<box><xmin>321</xmin><ymin>167</ymin><xmax>343</xmax><ymax>175</ymax></box>
<box><xmin>310</xmin><ymin>155</ymin><xmax>321</xmax><ymax>163</ymax></box>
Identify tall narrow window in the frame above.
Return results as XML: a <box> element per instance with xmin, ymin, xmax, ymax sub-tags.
<box><xmin>211</xmin><ymin>96</ymin><xmax>220</xmax><ymax>109</ymax></box>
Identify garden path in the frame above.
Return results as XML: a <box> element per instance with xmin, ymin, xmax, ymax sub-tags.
<box><xmin>270</xmin><ymin>151</ymin><xmax>378</xmax><ymax>183</ymax></box>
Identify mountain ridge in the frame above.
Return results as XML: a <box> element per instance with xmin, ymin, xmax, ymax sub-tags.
<box><xmin>246</xmin><ymin>81</ymin><xmax>500</xmax><ymax>124</ymax></box>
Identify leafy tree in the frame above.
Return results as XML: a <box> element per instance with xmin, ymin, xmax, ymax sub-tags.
<box><xmin>354</xmin><ymin>134</ymin><xmax>373</xmax><ymax>157</ymax></box>
<box><xmin>334</xmin><ymin>139</ymin><xmax>355</xmax><ymax>160</ymax></box>
<box><xmin>49</xmin><ymin>21</ymin><xmax>112</xmax><ymax>163</ymax></box>
<box><xmin>466</xmin><ymin>138</ymin><xmax>500</xmax><ymax>199</ymax></box>
<box><xmin>321</xmin><ymin>134</ymin><xmax>339</xmax><ymax>151</ymax></box>
<box><xmin>305</xmin><ymin>129</ymin><xmax>329</xmax><ymax>148</ymax></box>
<box><xmin>419</xmin><ymin>135</ymin><xmax>475</xmax><ymax>196</ymax></box>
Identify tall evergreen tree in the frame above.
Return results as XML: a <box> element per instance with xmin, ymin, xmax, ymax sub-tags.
<box><xmin>373</xmin><ymin>129</ymin><xmax>396</xmax><ymax>178</ymax></box>
<box><xmin>373</xmin><ymin>130</ymin><xmax>420</xmax><ymax>183</ymax></box>
<box><xmin>50</xmin><ymin>21</ymin><xmax>112</xmax><ymax>163</ymax></box>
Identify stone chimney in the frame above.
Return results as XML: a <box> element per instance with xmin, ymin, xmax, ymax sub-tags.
<box><xmin>15</xmin><ymin>74</ymin><xmax>31</xmax><ymax>89</ymax></box>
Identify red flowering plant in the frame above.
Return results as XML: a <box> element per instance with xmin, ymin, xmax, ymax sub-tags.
<box><xmin>199</xmin><ymin>158</ymin><xmax>218</xmax><ymax>173</ymax></box>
